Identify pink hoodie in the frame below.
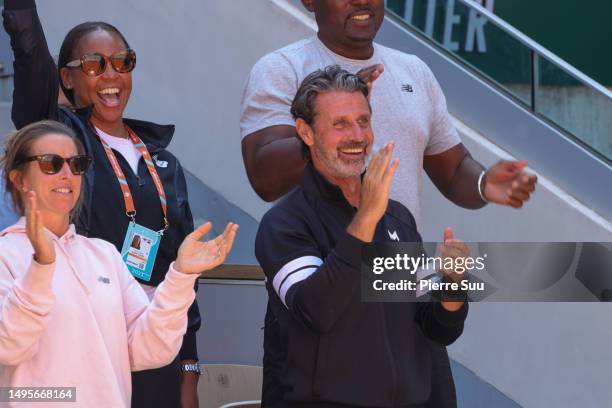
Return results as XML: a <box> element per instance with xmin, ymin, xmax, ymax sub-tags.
<box><xmin>0</xmin><ymin>219</ymin><xmax>199</xmax><ymax>407</ymax></box>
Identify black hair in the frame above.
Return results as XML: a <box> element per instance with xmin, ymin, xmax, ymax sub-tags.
<box><xmin>58</xmin><ymin>22</ymin><xmax>130</xmax><ymax>105</ymax></box>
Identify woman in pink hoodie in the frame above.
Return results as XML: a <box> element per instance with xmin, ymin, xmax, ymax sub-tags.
<box><xmin>0</xmin><ymin>120</ymin><xmax>238</xmax><ymax>407</ymax></box>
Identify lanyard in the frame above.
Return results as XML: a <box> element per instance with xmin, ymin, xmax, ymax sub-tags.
<box><xmin>95</xmin><ymin>125</ymin><xmax>169</xmax><ymax>233</ymax></box>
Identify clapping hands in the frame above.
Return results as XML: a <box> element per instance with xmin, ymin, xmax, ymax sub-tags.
<box><xmin>174</xmin><ymin>222</ymin><xmax>238</xmax><ymax>274</ymax></box>
<box><xmin>25</xmin><ymin>191</ymin><xmax>55</xmax><ymax>265</ymax></box>
<box><xmin>483</xmin><ymin>160</ymin><xmax>537</xmax><ymax>208</ymax></box>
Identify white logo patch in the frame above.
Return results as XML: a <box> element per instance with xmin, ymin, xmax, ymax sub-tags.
<box><xmin>152</xmin><ymin>155</ymin><xmax>168</xmax><ymax>168</ymax></box>
<box><xmin>388</xmin><ymin>230</ymin><xmax>400</xmax><ymax>241</ymax></box>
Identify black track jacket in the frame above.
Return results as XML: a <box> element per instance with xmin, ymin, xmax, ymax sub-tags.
<box><xmin>256</xmin><ymin>164</ymin><xmax>468</xmax><ymax>407</ymax></box>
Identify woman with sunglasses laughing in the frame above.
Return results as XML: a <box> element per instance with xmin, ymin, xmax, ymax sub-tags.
<box><xmin>3</xmin><ymin>1</ymin><xmax>207</xmax><ymax>407</ymax></box>
<box><xmin>0</xmin><ymin>120</ymin><xmax>238</xmax><ymax>408</ymax></box>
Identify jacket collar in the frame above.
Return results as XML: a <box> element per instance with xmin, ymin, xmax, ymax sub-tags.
<box><xmin>74</xmin><ymin>105</ymin><xmax>175</xmax><ymax>153</ymax></box>
<box><xmin>301</xmin><ymin>162</ymin><xmax>356</xmax><ymax>207</ymax></box>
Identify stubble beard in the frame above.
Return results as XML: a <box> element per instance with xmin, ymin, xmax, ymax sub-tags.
<box><xmin>314</xmin><ymin>143</ymin><xmax>368</xmax><ymax>179</ymax></box>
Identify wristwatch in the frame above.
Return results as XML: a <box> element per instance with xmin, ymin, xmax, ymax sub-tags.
<box><xmin>181</xmin><ymin>363</ymin><xmax>201</xmax><ymax>375</ymax></box>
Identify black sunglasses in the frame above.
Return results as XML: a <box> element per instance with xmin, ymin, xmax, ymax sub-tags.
<box><xmin>65</xmin><ymin>49</ymin><xmax>137</xmax><ymax>76</ymax></box>
<box><xmin>19</xmin><ymin>154</ymin><xmax>92</xmax><ymax>175</ymax></box>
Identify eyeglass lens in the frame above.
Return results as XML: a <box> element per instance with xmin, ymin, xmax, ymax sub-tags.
<box><xmin>36</xmin><ymin>155</ymin><xmax>91</xmax><ymax>175</ymax></box>
<box><xmin>80</xmin><ymin>50</ymin><xmax>135</xmax><ymax>76</ymax></box>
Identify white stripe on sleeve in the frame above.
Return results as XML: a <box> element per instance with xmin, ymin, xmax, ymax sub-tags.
<box><xmin>278</xmin><ymin>267</ymin><xmax>318</xmax><ymax>306</ymax></box>
<box><xmin>272</xmin><ymin>256</ymin><xmax>323</xmax><ymax>307</ymax></box>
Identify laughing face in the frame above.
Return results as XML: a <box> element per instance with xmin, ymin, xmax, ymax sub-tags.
<box><xmin>16</xmin><ymin>134</ymin><xmax>82</xmax><ymax>223</ymax></box>
<box><xmin>302</xmin><ymin>0</ymin><xmax>385</xmax><ymax>57</ymax></box>
<box><xmin>60</xmin><ymin>29</ymin><xmax>132</xmax><ymax>130</ymax></box>
<box><xmin>300</xmin><ymin>90</ymin><xmax>373</xmax><ymax>181</ymax></box>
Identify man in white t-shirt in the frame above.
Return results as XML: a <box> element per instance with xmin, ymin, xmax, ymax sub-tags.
<box><xmin>240</xmin><ymin>1</ymin><xmax>537</xmax><ymax>406</ymax></box>
<box><xmin>240</xmin><ymin>0</ymin><xmax>537</xmax><ymax>223</ymax></box>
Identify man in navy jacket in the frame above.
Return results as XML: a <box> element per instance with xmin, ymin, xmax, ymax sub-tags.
<box><xmin>256</xmin><ymin>66</ymin><xmax>469</xmax><ymax>407</ymax></box>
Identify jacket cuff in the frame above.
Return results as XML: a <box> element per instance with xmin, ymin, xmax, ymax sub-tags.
<box><xmin>4</xmin><ymin>0</ymin><xmax>36</xmax><ymax>10</ymax></box>
<box><xmin>334</xmin><ymin>231</ymin><xmax>364</xmax><ymax>269</ymax></box>
<box><xmin>178</xmin><ymin>329</ymin><xmax>198</xmax><ymax>362</ymax></box>
<box><xmin>433</xmin><ymin>301</ymin><xmax>468</xmax><ymax>327</ymax></box>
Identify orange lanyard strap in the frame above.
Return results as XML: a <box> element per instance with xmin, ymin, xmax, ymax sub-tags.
<box><xmin>96</xmin><ymin>125</ymin><xmax>169</xmax><ymax>231</ymax></box>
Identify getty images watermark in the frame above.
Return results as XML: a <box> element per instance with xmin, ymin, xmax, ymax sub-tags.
<box><xmin>360</xmin><ymin>242</ymin><xmax>612</xmax><ymax>302</ymax></box>
<box><xmin>371</xmin><ymin>252</ymin><xmax>486</xmax><ymax>292</ymax></box>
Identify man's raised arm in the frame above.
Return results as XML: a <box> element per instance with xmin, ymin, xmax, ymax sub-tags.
<box><xmin>241</xmin><ymin>125</ymin><xmax>306</xmax><ymax>201</ymax></box>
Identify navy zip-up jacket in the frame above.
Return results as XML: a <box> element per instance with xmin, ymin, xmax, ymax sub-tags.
<box><xmin>256</xmin><ymin>164</ymin><xmax>468</xmax><ymax>407</ymax></box>
<box><xmin>2</xmin><ymin>0</ymin><xmax>200</xmax><ymax>361</ymax></box>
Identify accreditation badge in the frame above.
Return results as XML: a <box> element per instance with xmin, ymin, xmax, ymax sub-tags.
<box><xmin>120</xmin><ymin>222</ymin><xmax>161</xmax><ymax>282</ymax></box>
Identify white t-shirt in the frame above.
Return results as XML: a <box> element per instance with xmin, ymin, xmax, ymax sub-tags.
<box><xmin>240</xmin><ymin>36</ymin><xmax>461</xmax><ymax>226</ymax></box>
<box><xmin>96</xmin><ymin>127</ymin><xmax>141</xmax><ymax>174</ymax></box>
